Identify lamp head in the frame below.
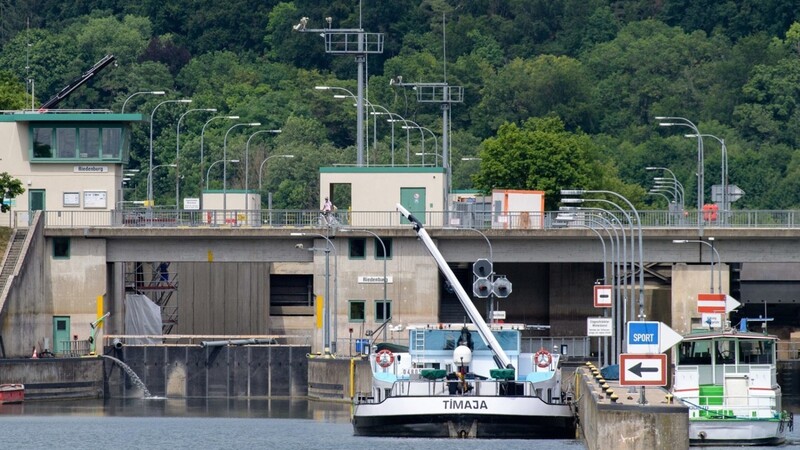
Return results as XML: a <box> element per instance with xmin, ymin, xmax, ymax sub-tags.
<box><xmin>560</xmin><ymin>189</ymin><xmax>585</xmax><ymax>195</ymax></box>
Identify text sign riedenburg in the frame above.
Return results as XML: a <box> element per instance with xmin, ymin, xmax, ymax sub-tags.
<box><xmin>619</xmin><ymin>353</ymin><xmax>668</xmax><ymax>386</ymax></box>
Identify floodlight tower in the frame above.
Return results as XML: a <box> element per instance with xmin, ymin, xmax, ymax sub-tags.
<box><xmin>293</xmin><ymin>15</ymin><xmax>384</xmax><ymax>167</ymax></box>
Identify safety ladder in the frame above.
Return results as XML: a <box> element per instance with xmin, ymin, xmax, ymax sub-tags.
<box><xmin>413</xmin><ymin>329</ymin><xmax>426</xmax><ymax>366</ymax></box>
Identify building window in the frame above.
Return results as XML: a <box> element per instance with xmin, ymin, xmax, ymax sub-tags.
<box><xmin>53</xmin><ymin>237</ymin><xmax>70</xmax><ymax>259</ymax></box>
<box><xmin>30</xmin><ymin>125</ymin><xmax>127</xmax><ymax>162</ymax></box>
<box><xmin>349</xmin><ymin>237</ymin><xmax>366</xmax><ymax>259</ymax></box>
<box><xmin>349</xmin><ymin>300</ymin><xmax>366</xmax><ymax>322</ymax></box>
<box><xmin>374</xmin><ymin>237</ymin><xmax>393</xmax><ymax>259</ymax></box>
<box><xmin>375</xmin><ymin>300</ymin><xmax>392</xmax><ymax>322</ymax></box>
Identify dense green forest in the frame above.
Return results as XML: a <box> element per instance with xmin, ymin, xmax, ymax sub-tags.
<box><xmin>2</xmin><ymin>0</ymin><xmax>800</xmax><ymax>211</ymax></box>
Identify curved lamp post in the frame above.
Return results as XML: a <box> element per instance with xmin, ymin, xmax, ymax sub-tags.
<box><xmin>176</xmin><ymin>108</ymin><xmax>216</xmax><ymax>208</ymax></box>
<box><xmin>148</xmin><ymin>99</ymin><xmax>191</xmax><ymax>211</ymax></box>
<box><xmin>258</xmin><ymin>154</ymin><xmax>295</xmax><ymax>190</ymax></box>
<box><xmin>121</xmin><ymin>90</ymin><xmax>165</xmax><ymax>113</ymax></box>
<box><xmin>206</xmin><ymin>159</ymin><xmax>239</xmax><ymax>190</ymax></box>
<box><xmin>687</xmin><ymin>133</ymin><xmax>728</xmax><ymax>225</ymax></box>
<box><xmin>673</xmin><ymin>238</ymin><xmax>722</xmax><ymax>294</ymax></box>
<box><xmin>655</xmin><ymin>116</ymin><xmax>704</xmax><ymax>234</ymax></box>
<box><xmin>222</xmin><ymin>122</ymin><xmax>260</xmax><ymax>215</ymax></box>
<box><xmin>199</xmin><ymin>115</ymin><xmax>239</xmax><ymax>208</ymax></box>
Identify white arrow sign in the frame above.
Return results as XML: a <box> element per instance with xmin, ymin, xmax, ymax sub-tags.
<box><xmin>725</xmin><ymin>294</ymin><xmax>741</xmax><ymax>313</ymax></box>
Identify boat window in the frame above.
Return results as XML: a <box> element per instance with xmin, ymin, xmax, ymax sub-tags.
<box><xmin>715</xmin><ymin>339</ymin><xmax>736</xmax><ymax>365</ymax></box>
<box><xmin>738</xmin><ymin>339</ymin><xmax>774</xmax><ymax>364</ymax></box>
<box><xmin>424</xmin><ymin>329</ymin><xmax>519</xmax><ymax>352</ymax></box>
<box><xmin>677</xmin><ymin>340</ymin><xmax>711</xmax><ymax>365</ymax></box>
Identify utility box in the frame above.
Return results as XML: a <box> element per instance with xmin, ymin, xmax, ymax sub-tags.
<box><xmin>491</xmin><ymin>189</ymin><xmax>545</xmax><ymax>229</ymax></box>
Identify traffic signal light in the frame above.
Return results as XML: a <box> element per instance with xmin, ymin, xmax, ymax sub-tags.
<box><xmin>492</xmin><ymin>277</ymin><xmax>512</xmax><ymax>298</ymax></box>
<box><xmin>473</xmin><ymin>277</ymin><xmax>492</xmax><ymax>298</ymax></box>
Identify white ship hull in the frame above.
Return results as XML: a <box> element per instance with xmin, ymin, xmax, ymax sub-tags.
<box><xmin>689</xmin><ymin>419</ymin><xmax>787</xmax><ymax>446</ymax></box>
<box><xmin>353</xmin><ymin>394</ymin><xmax>574</xmax><ymax>438</ymax></box>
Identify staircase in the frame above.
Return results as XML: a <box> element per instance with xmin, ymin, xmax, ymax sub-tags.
<box><xmin>0</xmin><ymin>229</ymin><xmax>28</xmax><ymax>299</ymax></box>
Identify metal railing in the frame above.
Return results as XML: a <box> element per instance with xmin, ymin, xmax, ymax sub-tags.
<box><xmin>15</xmin><ymin>208</ymin><xmax>800</xmax><ymax>230</ymax></box>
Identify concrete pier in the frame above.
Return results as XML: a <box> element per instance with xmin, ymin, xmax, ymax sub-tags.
<box><xmin>575</xmin><ymin>364</ymin><xmax>689</xmax><ymax>450</ymax></box>
<box><xmin>307</xmin><ymin>355</ymin><xmax>372</xmax><ymax>401</ymax></box>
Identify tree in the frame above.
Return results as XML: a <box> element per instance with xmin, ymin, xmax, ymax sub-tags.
<box><xmin>473</xmin><ymin>116</ymin><xmax>635</xmax><ymax>210</ymax></box>
<box><xmin>0</xmin><ymin>70</ymin><xmax>29</xmax><ymax>109</ymax></box>
<box><xmin>0</xmin><ymin>172</ymin><xmax>24</xmax><ymax>213</ymax></box>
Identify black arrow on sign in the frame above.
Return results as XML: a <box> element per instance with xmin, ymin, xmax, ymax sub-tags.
<box><xmin>629</xmin><ymin>362</ymin><xmax>659</xmax><ymax>377</ymax></box>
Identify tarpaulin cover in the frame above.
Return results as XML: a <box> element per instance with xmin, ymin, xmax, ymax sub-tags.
<box><xmin>124</xmin><ymin>294</ymin><xmax>162</xmax><ymax>344</ymax></box>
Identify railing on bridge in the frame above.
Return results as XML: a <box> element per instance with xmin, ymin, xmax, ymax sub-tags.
<box><xmin>14</xmin><ymin>208</ymin><xmax>800</xmax><ymax>230</ymax></box>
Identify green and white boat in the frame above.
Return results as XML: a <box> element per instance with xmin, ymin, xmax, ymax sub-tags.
<box><xmin>672</xmin><ymin>325</ymin><xmax>794</xmax><ymax>446</ymax></box>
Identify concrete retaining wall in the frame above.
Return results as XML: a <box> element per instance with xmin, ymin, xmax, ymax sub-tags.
<box><xmin>575</xmin><ymin>367</ymin><xmax>689</xmax><ymax>450</ymax></box>
<box><xmin>104</xmin><ymin>344</ymin><xmax>310</xmax><ymax>398</ymax></box>
<box><xmin>307</xmin><ymin>356</ymin><xmax>372</xmax><ymax>401</ymax></box>
<box><xmin>0</xmin><ymin>357</ymin><xmax>103</xmax><ymax>399</ymax></box>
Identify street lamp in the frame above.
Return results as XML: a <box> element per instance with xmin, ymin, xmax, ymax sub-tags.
<box><xmin>148</xmin><ymin>99</ymin><xmax>191</xmax><ymax>210</ymax></box>
<box><xmin>291</xmin><ymin>232</ymin><xmax>338</xmax><ymax>355</ymax></box>
<box><xmin>258</xmin><ymin>155</ymin><xmax>295</xmax><ymax>190</ymax></box>
<box><xmin>176</xmin><ymin>108</ymin><xmax>217</xmax><ymax>209</ymax></box>
<box><xmin>245</xmin><ymin>129</ymin><xmax>282</xmax><ymax>199</ymax></box>
<box><xmin>403</xmin><ymin>121</ymin><xmax>439</xmax><ymax>166</ymax></box>
<box><xmin>222</xmin><ymin>122</ymin><xmax>260</xmax><ymax>216</ymax></box>
<box><xmin>655</xmin><ymin>116</ymin><xmax>704</xmax><ymax>234</ymax></box>
<box><xmin>199</xmin><ymin>115</ymin><xmax>239</xmax><ymax>208</ymax></box>
<box><xmin>206</xmin><ymin>159</ymin><xmax>239</xmax><ymax>190</ymax></box>
<box><xmin>322</xmin><ymin>86</ymin><xmax>374</xmax><ymax>163</ymax></box>
<box><xmin>673</xmin><ymin>238</ymin><xmax>722</xmax><ymax>294</ymax></box>
<box><xmin>341</xmin><ymin>228</ymin><xmax>389</xmax><ymax>340</ymax></box>
<box><xmin>686</xmin><ymin>133</ymin><xmax>728</xmax><ymax>225</ymax></box>
<box><xmin>121</xmin><ymin>90</ymin><xmax>165</xmax><ymax>113</ymax></box>
<box><xmin>562</xmin><ymin>189</ymin><xmax>645</xmax><ymax>323</ymax></box>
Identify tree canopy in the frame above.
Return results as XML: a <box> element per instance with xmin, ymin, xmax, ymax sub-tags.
<box><xmin>2</xmin><ymin>1</ymin><xmax>800</xmax><ymax>210</ymax></box>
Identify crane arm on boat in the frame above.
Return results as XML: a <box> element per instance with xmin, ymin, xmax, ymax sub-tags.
<box><xmin>396</xmin><ymin>203</ymin><xmax>513</xmax><ymax>370</ymax></box>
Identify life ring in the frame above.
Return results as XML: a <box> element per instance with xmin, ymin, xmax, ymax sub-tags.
<box><xmin>375</xmin><ymin>349</ymin><xmax>395</xmax><ymax>368</ymax></box>
<box><xmin>534</xmin><ymin>348</ymin><xmax>552</xmax><ymax>368</ymax></box>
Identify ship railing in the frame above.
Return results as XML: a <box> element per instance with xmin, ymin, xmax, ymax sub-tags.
<box><xmin>388</xmin><ymin>376</ymin><xmax>557</xmax><ymax>400</ymax></box>
<box><xmin>682</xmin><ymin>393</ymin><xmax>780</xmax><ymax>420</ymax></box>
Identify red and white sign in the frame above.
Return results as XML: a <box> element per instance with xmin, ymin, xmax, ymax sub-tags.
<box><xmin>594</xmin><ymin>284</ymin><xmax>612</xmax><ymax>308</ymax></box>
<box><xmin>697</xmin><ymin>293</ymin><xmax>726</xmax><ymax>313</ymax></box>
<box><xmin>619</xmin><ymin>353</ymin><xmax>668</xmax><ymax>387</ymax></box>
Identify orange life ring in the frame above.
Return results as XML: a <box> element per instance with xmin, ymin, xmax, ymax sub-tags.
<box><xmin>375</xmin><ymin>349</ymin><xmax>395</xmax><ymax>368</ymax></box>
<box><xmin>534</xmin><ymin>348</ymin><xmax>552</xmax><ymax>368</ymax></box>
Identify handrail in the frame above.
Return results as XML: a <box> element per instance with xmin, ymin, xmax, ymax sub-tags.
<box><xmin>14</xmin><ymin>208</ymin><xmax>800</xmax><ymax>230</ymax></box>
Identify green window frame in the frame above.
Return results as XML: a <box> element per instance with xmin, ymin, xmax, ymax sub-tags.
<box><xmin>30</xmin><ymin>125</ymin><xmax>127</xmax><ymax>162</ymax></box>
<box><xmin>349</xmin><ymin>237</ymin><xmax>366</xmax><ymax>259</ymax></box>
<box><xmin>349</xmin><ymin>300</ymin><xmax>366</xmax><ymax>322</ymax></box>
<box><xmin>53</xmin><ymin>237</ymin><xmax>70</xmax><ymax>259</ymax></box>
<box><xmin>374</xmin><ymin>299</ymin><xmax>392</xmax><ymax>322</ymax></box>
<box><xmin>374</xmin><ymin>237</ymin><xmax>393</xmax><ymax>260</ymax></box>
